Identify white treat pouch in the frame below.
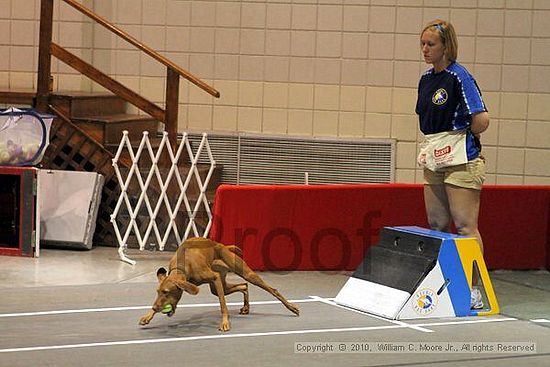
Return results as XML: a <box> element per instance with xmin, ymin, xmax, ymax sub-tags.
<box><xmin>417</xmin><ymin>129</ymin><xmax>468</xmax><ymax>171</ymax></box>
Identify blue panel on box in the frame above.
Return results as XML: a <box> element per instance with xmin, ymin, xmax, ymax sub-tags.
<box><xmin>437</xmin><ymin>239</ymin><xmax>471</xmax><ymax>316</ymax></box>
<box><xmin>392</xmin><ymin>226</ymin><xmax>467</xmax><ymax>240</ymax></box>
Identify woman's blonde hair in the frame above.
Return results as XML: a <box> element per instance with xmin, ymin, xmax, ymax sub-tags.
<box><xmin>421</xmin><ymin>20</ymin><xmax>458</xmax><ymax>62</ymax></box>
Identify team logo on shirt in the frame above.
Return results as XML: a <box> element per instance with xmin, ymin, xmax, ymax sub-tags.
<box><xmin>432</xmin><ymin>88</ymin><xmax>448</xmax><ymax>105</ymax></box>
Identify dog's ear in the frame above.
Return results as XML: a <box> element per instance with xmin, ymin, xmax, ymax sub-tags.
<box><xmin>170</xmin><ymin>274</ymin><xmax>199</xmax><ymax>295</ymax></box>
<box><xmin>156</xmin><ymin>267</ymin><xmax>167</xmax><ymax>283</ymax></box>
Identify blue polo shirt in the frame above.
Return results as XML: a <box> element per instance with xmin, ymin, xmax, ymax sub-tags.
<box><xmin>416</xmin><ymin>62</ymin><xmax>487</xmax><ymax>160</ymax></box>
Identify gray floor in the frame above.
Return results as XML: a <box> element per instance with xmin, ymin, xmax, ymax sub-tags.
<box><xmin>1</xmin><ymin>247</ymin><xmax>549</xmax><ymax>367</ymax></box>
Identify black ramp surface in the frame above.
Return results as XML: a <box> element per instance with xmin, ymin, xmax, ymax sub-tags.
<box><xmin>352</xmin><ymin>228</ymin><xmax>441</xmax><ymax>293</ymax></box>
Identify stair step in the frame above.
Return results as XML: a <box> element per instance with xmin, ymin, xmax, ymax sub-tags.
<box><xmin>72</xmin><ymin>114</ymin><xmax>160</xmax><ymax>145</ymax></box>
<box><xmin>0</xmin><ymin>90</ymin><xmax>35</xmax><ymax>105</ymax></box>
<box><xmin>50</xmin><ymin>92</ymin><xmax>126</xmax><ymax>117</ymax></box>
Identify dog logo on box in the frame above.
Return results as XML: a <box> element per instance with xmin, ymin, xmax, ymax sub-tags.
<box><xmin>413</xmin><ymin>288</ymin><xmax>438</xmax><ymax>315</ymax></box>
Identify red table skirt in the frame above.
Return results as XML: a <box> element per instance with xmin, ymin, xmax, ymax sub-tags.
<box><xmin>210</xmin><ymin>184</ymin><xmax>550</xmax><ymax>271</ymax></box>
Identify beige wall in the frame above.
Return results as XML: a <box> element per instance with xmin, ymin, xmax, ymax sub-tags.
<box><xmin>2</xmin><ymin>0</ymin><xmax>550</xmax><ymax>184</ymax></box>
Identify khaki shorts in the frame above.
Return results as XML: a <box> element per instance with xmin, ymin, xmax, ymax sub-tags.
<box><xmin>423</xmin><ymin>156</ymin><xmax>486</xmax><ymax>190</ymax></box>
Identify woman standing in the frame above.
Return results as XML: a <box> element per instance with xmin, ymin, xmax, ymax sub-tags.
<box><xmin>416</xmin><ymin>20</ymin><xmax>489</xmax><ymax>309</ymax></box>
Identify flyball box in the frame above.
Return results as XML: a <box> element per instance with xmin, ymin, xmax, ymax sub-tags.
<box><xmin>335</xmin><ymin>226</ymin><xmax>499</xmax><ymax>319</ymax></box>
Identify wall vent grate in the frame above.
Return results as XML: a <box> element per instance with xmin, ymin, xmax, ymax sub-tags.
<box><xmin>184</xmin><ymin>132</ymin><xmax>395</xmax><ymax>185</ymax></box>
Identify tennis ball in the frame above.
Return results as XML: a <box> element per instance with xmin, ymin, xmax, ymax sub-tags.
<box><xmin>0</xmin><ymin>148</ymin><xmax>9</xmax><ymax>164</ymax></box>
<box><xmin>24</xmin><ymin>143</ymin><xmax>38</xmax><ymax>160</ymax></box>
<box><xmin>161</xmin><ymin>304</ymin><xmax>173</xmax><ymax>314</ymax></box>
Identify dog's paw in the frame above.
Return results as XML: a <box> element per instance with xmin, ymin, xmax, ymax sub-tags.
<box><xmin>239</xmin><ymin>305</ymin><xmax>250</xmax><ymax>315</ymax></box>
<box><xmin>219</xmin><ymin>319</ymin><xmax>231</xmax><ymax>332</ymax></box>
<box><xmin>139</xmin><ymin>315</ymin><xmax>152</xmax><ymax>325</ymax></box>
<box><xmin>288</xmin><ymin>303</ymin><xmax>300</xmax><ymax>316</ymax></box>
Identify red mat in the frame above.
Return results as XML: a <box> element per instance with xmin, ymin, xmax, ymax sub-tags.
<box><xmin>210</xmin><ymin>184</ymin><xmax>550</xmax><ymax>271</ymax></box>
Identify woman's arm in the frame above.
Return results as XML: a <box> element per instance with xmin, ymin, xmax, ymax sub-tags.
<box><xmin>470</xmin><ymin>111</ymin><xmax>489</xmax><ymax>134</ymax></box>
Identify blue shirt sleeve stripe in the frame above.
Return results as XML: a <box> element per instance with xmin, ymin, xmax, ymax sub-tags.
<box><xmin>448</xmin><ymin>63</ymin><xmax>486</xmax><ymax>115</ymax></box>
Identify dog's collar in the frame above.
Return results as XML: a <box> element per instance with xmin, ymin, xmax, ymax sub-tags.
<box><xmin>168</xmin><ymin>265</ymin><xmax>185</xmax><ymax>275</ymax></box>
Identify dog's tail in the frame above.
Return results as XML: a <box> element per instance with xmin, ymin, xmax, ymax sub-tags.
<box><xmin>225</xmin><ymin>245</ymin><xmax>242</xmax><ymax>257</ymax></box>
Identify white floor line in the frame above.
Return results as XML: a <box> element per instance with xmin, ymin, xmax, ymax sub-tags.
<box><xmin>414</xmin><ymin>317</ymin><xmax>517</xmax><ymax>327</ymax></box>
<box><xmin>308</xmin><ymin>295</ymin><xmax>434</xmax><ymax>333</ymax></box>
<box><xmin>0</xmin><ymin>298</ymin><xmax>320</xmax><ymax>318</ymax></box>
<box><xmin>0</xmin><ymin>306</ymin><xmax>150</xmax><ymax>318</ymax></box>
<box><xmin>0</xmin><ymin>324</ymin><xmax>407</xmax><ymax>354</ymax></box>
<box><xmin>0</xmin><ymin>317</ymin><xmax>521</xmax><ymax>354</ymax></box>
<box><xmin>0</xmin><ymin>298</ymin><xmax>520</xmax><ymax>354</ymax></box>
<box><xmin>309</xmin><ymin>296</ymin><xmax>518</xmax><ymax>329</ymax></box>
<box><xmin>530</xmin><ymin>319</ymin><xmax>550</xmax><ymax>323</ymax></box>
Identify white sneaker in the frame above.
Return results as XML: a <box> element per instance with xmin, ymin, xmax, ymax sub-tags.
<box><xmin>470</xmin><ymin>287</ymin><xmax>484</xmax><ymax>309</ymax></box>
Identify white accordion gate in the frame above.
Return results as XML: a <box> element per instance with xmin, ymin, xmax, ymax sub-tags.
<box><xmin>111</xmin><ymin>130</ymin><xmax>216</xmax><ymax>265</ymax></box>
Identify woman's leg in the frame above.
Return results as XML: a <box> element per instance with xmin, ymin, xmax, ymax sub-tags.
<box><xmin>446</xmin><ymin>184</ymin><xmax>484</xmax><ymax>302</ymax></box>
<box><xmin>445</xmin><ymin>184</ymin><xmax>483</xmax><ymax>252</ymax></box>
<box><xmin>423</xmin><ymin>184</ymin><xmax>452</xmax><ymax>232</ymax></box>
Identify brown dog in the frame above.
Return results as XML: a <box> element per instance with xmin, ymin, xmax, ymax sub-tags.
<box><xmin>139</xmin><ymin>237</ymin><xmax>299</xmax><ymax>331</ymax></box>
